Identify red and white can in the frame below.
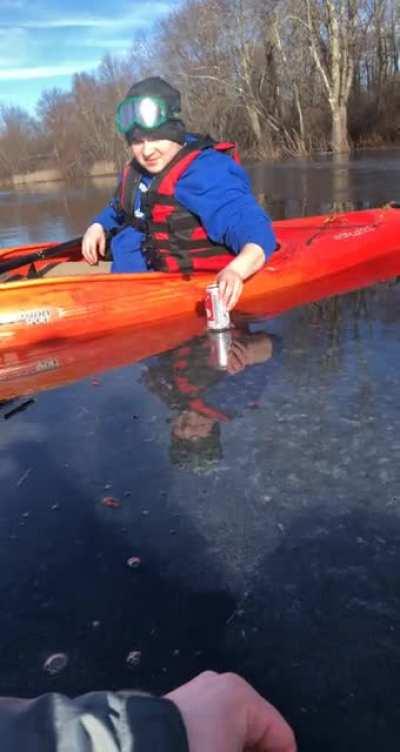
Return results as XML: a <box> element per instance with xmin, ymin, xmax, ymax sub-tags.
<box><xmin>204</xmin><ymin>283</ymin><xmax>230</xmax><ymax>331</ymax></box>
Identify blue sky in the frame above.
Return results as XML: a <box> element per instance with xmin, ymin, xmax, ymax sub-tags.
<box><xmin>0</xmin><ymin>0</ymin><xmax>180</xmax><ymax>116</ymax></box>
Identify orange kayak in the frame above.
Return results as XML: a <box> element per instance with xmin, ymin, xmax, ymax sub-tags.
<box><xmin>1</xmin><ymin>206</ymin><xmax>399</xmax><ymax>350</ymax></box>
<box><xmin>0</xmin><ymin>249</ymin><xmax>398</xmax><ymax>403</ymax></box>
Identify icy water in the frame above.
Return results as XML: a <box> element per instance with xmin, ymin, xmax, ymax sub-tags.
<box><xmin>1</xmin><ymin>149</ymin><xmax>400</xmax><ymax>751</ymax></box>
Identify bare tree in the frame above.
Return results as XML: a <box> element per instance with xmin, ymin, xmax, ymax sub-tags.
<box><xmin>0</xmin><ymin>105</ymin><xmax>42</xmax><ymax>178</ymax></box>
<box><xmin>2</xmin><ymin>0</ymin><xmax>399</xmax><ymax>180</ymax></box>
<box><xmin>37</xmin><ymin>89</ymin><xmax>80</xmax><ymax>176</ymax></box>
<box><xmin>291</xmin><ymin>0</ymin><xmax>369</xmax><ymax>152</ymax></box>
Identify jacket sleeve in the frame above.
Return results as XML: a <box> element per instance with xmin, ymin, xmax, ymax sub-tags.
<box><xmin>175</xmin><ymin>150</ymin><xmax>276</xmax><ymax>260</ymax></box>
<box><xmin>0</xmin><ymin>691</ymin><xmax>189</xmax><ymax>752</ymax></box>
<box><xmin>92</xmin><ymin>199</ymin><xmax>124</xmax><ymax>233</ymax></box>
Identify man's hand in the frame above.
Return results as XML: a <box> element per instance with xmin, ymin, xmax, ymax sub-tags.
<box><xmin>217</xmin><ymin>268</ymin><xmax>243</xmax><ymax>311</ymax></box>
<box><xmin>217</xmin><ymin>243</ymin><xmax>265</xmax><ymax>310</ymax></box>
<box><xmin>165</xmin><ymin>670</ymin><xmax>296</xmax><ymax>752</ymax></box>
<box><xmin>81</xmin><ymin>223</ymin><xmax>106</xmax><ymax>265</ymax></box>
<box><xmin>227</xmin><ymin>339</ymin><xmax>248</xmax><ymax>374</ymax></box>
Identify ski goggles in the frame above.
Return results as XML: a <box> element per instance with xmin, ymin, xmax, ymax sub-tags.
<box><xmin>115</xmin><ymin>95</ymin><xmax>177</xmax><ymax>133</ymax></box>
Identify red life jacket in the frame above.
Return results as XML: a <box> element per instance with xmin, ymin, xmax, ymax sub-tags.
<box><xmin>173</xmin><ymin>344</ymin><xmax>231</xmax><ymax>422</ymax></box>
<box><xmin>116</xmin><ymin>137</ymin><xmax>241</xmax><ymax>273</ymax></box>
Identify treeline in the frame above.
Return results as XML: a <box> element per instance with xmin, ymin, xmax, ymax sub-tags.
<box><xmin>0</xmin><ymin>0</ymin><xmax>399</xmax><ymax>180</ymax></box>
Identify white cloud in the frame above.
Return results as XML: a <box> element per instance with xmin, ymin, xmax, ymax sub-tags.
<box><xmin>0</xmin><ymin>63</ymin><xmax>100</xmax><ymax>81</ymax></box>
<box><xmin>2</xmin><ymin>5</ymin><xmax>173</xmax><ymax>30</ymax></box>
<box><xmin>0</xmin><ymin>27</ymin><xmax>29</xmax><ymax>67</ymax></box>
<box><xmin>80</xmin><ymin>37</ymin><xmax>133</xmax><ymax>50</ymax></box>
<box><xmin>0</xmin><ymin>1</ymin><xmax>180</xmax><ymax>105</ymax></box>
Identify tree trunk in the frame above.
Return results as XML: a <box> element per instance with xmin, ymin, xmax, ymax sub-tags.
<box><xmin>246</xmin><ymin>104</ymin><xmax>264</xmax><ymax>146</ymax></box>
<box><xmin>331</xmin><ymin>104</ymin><xmax>351</xmax><ymax>153</ymax></box>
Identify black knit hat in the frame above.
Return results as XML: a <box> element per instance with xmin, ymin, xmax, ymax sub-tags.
<box><xmin>126</xmin><ymin>77</ymin><xmax>181</xmax><ymax>111</ymax></box>
<box><xmin>124</xmin><ymin>76</ymin><xmax>186</xmax><ymax>145</ymax></box>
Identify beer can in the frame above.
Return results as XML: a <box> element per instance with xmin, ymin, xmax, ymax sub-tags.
<box><xmin>208</xmin><ymin>330</ymin><xmax>233</xmax><ymax>370</ymax></box>
<box><xmin>204</xmin><ymin>283</ymin><xmax>230</xmax><ymax>331</ymax></box>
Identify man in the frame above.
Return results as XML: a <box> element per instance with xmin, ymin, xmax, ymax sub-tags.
<box><xmin>0</xmin><ymin>670</ymin><xmax>296</xmax><ymax>751</ymax></box>
<box><xmin>82</xmin><ymin>77</ymin><xmax>276</xmax><ymax>310</ymax></box>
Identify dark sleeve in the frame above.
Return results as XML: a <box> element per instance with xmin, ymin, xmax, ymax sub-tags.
<box><xmin>0</xmin><ymin>691</ymin><xmax>189</xmax><ymax>751</ymax></box>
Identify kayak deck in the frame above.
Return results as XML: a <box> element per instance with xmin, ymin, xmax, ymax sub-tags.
<box><xmin>44</xmin><ymin>260</ymin><xmax>112</xmax><ymax>277</ymax></box>
<box><xmin>0</xmin><ymin>207</ymin><xmax>399</xmax><ymax>349</ymax></box>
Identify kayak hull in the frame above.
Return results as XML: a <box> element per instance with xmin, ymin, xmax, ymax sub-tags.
<box><xmin>0</xmin><ymin>207</ymin><xmax>399</xmax><ymax>349</ymax></box>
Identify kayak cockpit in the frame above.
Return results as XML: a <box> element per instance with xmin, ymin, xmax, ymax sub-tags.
<box><xmin>1</xmin><ymin>259</ymin><xmax>111</xmax><ymax>284</ymax></box>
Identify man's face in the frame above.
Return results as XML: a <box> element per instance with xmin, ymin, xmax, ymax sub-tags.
<box><xmin>130</xmin><ymin>138</ymin><xmax>182</xmax><ymax>174</ymax></box>
<box><xmin>172</xmin><ymin>410</ymin><xmax>215</xmax><ymax>440</ymax></box>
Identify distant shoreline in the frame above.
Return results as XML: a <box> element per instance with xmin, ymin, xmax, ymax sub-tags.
<box><xmin>1</xmin><ymin>160</ymin><xmax>117</xmax><ymax>188</ymax></box>
<box><xmin>1</xmin><ymin>145</ymin><xmax>399</xmax><ymax>190</ymax></box>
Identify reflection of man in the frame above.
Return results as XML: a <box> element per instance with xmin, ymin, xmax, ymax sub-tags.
<box><xmin>224</xmin><ymin>331</ymin><xmax>273</xmax><ymax>375</ymax></box>
<box><xmin>143</xmin><ymin>326</ymin><xmax>275</xmax><ymax>470</ymax></box>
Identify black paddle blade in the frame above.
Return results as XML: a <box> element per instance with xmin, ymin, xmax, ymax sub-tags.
<box><xmin>0</xmin><ymin>236</ymin><xmax>82</xmax><ymax>276</ymax></box>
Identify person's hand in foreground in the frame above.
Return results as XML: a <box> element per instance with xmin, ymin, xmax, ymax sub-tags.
<box><xmin>82</xmin><ymin>222</ymin><xmax>106</xmax><ymax>265</ymax></box>
<box><xmin>166</xmin><ymin>670</ymin><xmax>297</xmax><ymax>752</ymax></box>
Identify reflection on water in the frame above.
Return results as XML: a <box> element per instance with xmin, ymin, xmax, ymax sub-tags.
<box><xmin>253</xmin><ymin>147</ymin><xmax>400</xmax><ymax>219</ymax></box>
<box><xmin>0</xmin><ymin>283</ymin><xmax>398</xmax><ymax>750</ymax></box>
<box><xmin>0</xmin><ymin>176</ymin><xmax>116</xmax><ymax>248</ymax></box>
<box><xmin>142</xmin><ymin>325</ymin><xmax>274</xmax><ymax>473</ymax></box>
<box><xmin>0</xmin><ymin>396</ymin><xmax>35</xmax><ymax>420</ymax></box>
<box><xmin>1</xmin><ymin>151</ymin><xmax>400</xmax><ymax>751</ymax></box>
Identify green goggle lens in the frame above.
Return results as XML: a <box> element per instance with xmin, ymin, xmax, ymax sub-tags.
<box><xmin>115</xmin><ymin>96</ymin><xmax>171</xmax><ymax>133</ymax></box>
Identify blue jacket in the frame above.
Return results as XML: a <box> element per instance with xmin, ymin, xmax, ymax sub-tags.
<box><xmin>93</xmin><ymin>140</ymin><xmax>276</xmax><ymax>273</ymax></box>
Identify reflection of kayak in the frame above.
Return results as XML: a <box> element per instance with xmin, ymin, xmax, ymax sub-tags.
<box><xmin>0</xmin><ymin>317</ymin><xmax>205</xmax><ymax>400</ymax></box>
<box><xmin>0</xmin><ymin>206</ymin><xmax>399</xmax><ymax>349</ymax></box>
<box><xmin>1</xmin><ymin>239</ymin><xmax>399</xmax><ymax>402</ymax></box>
